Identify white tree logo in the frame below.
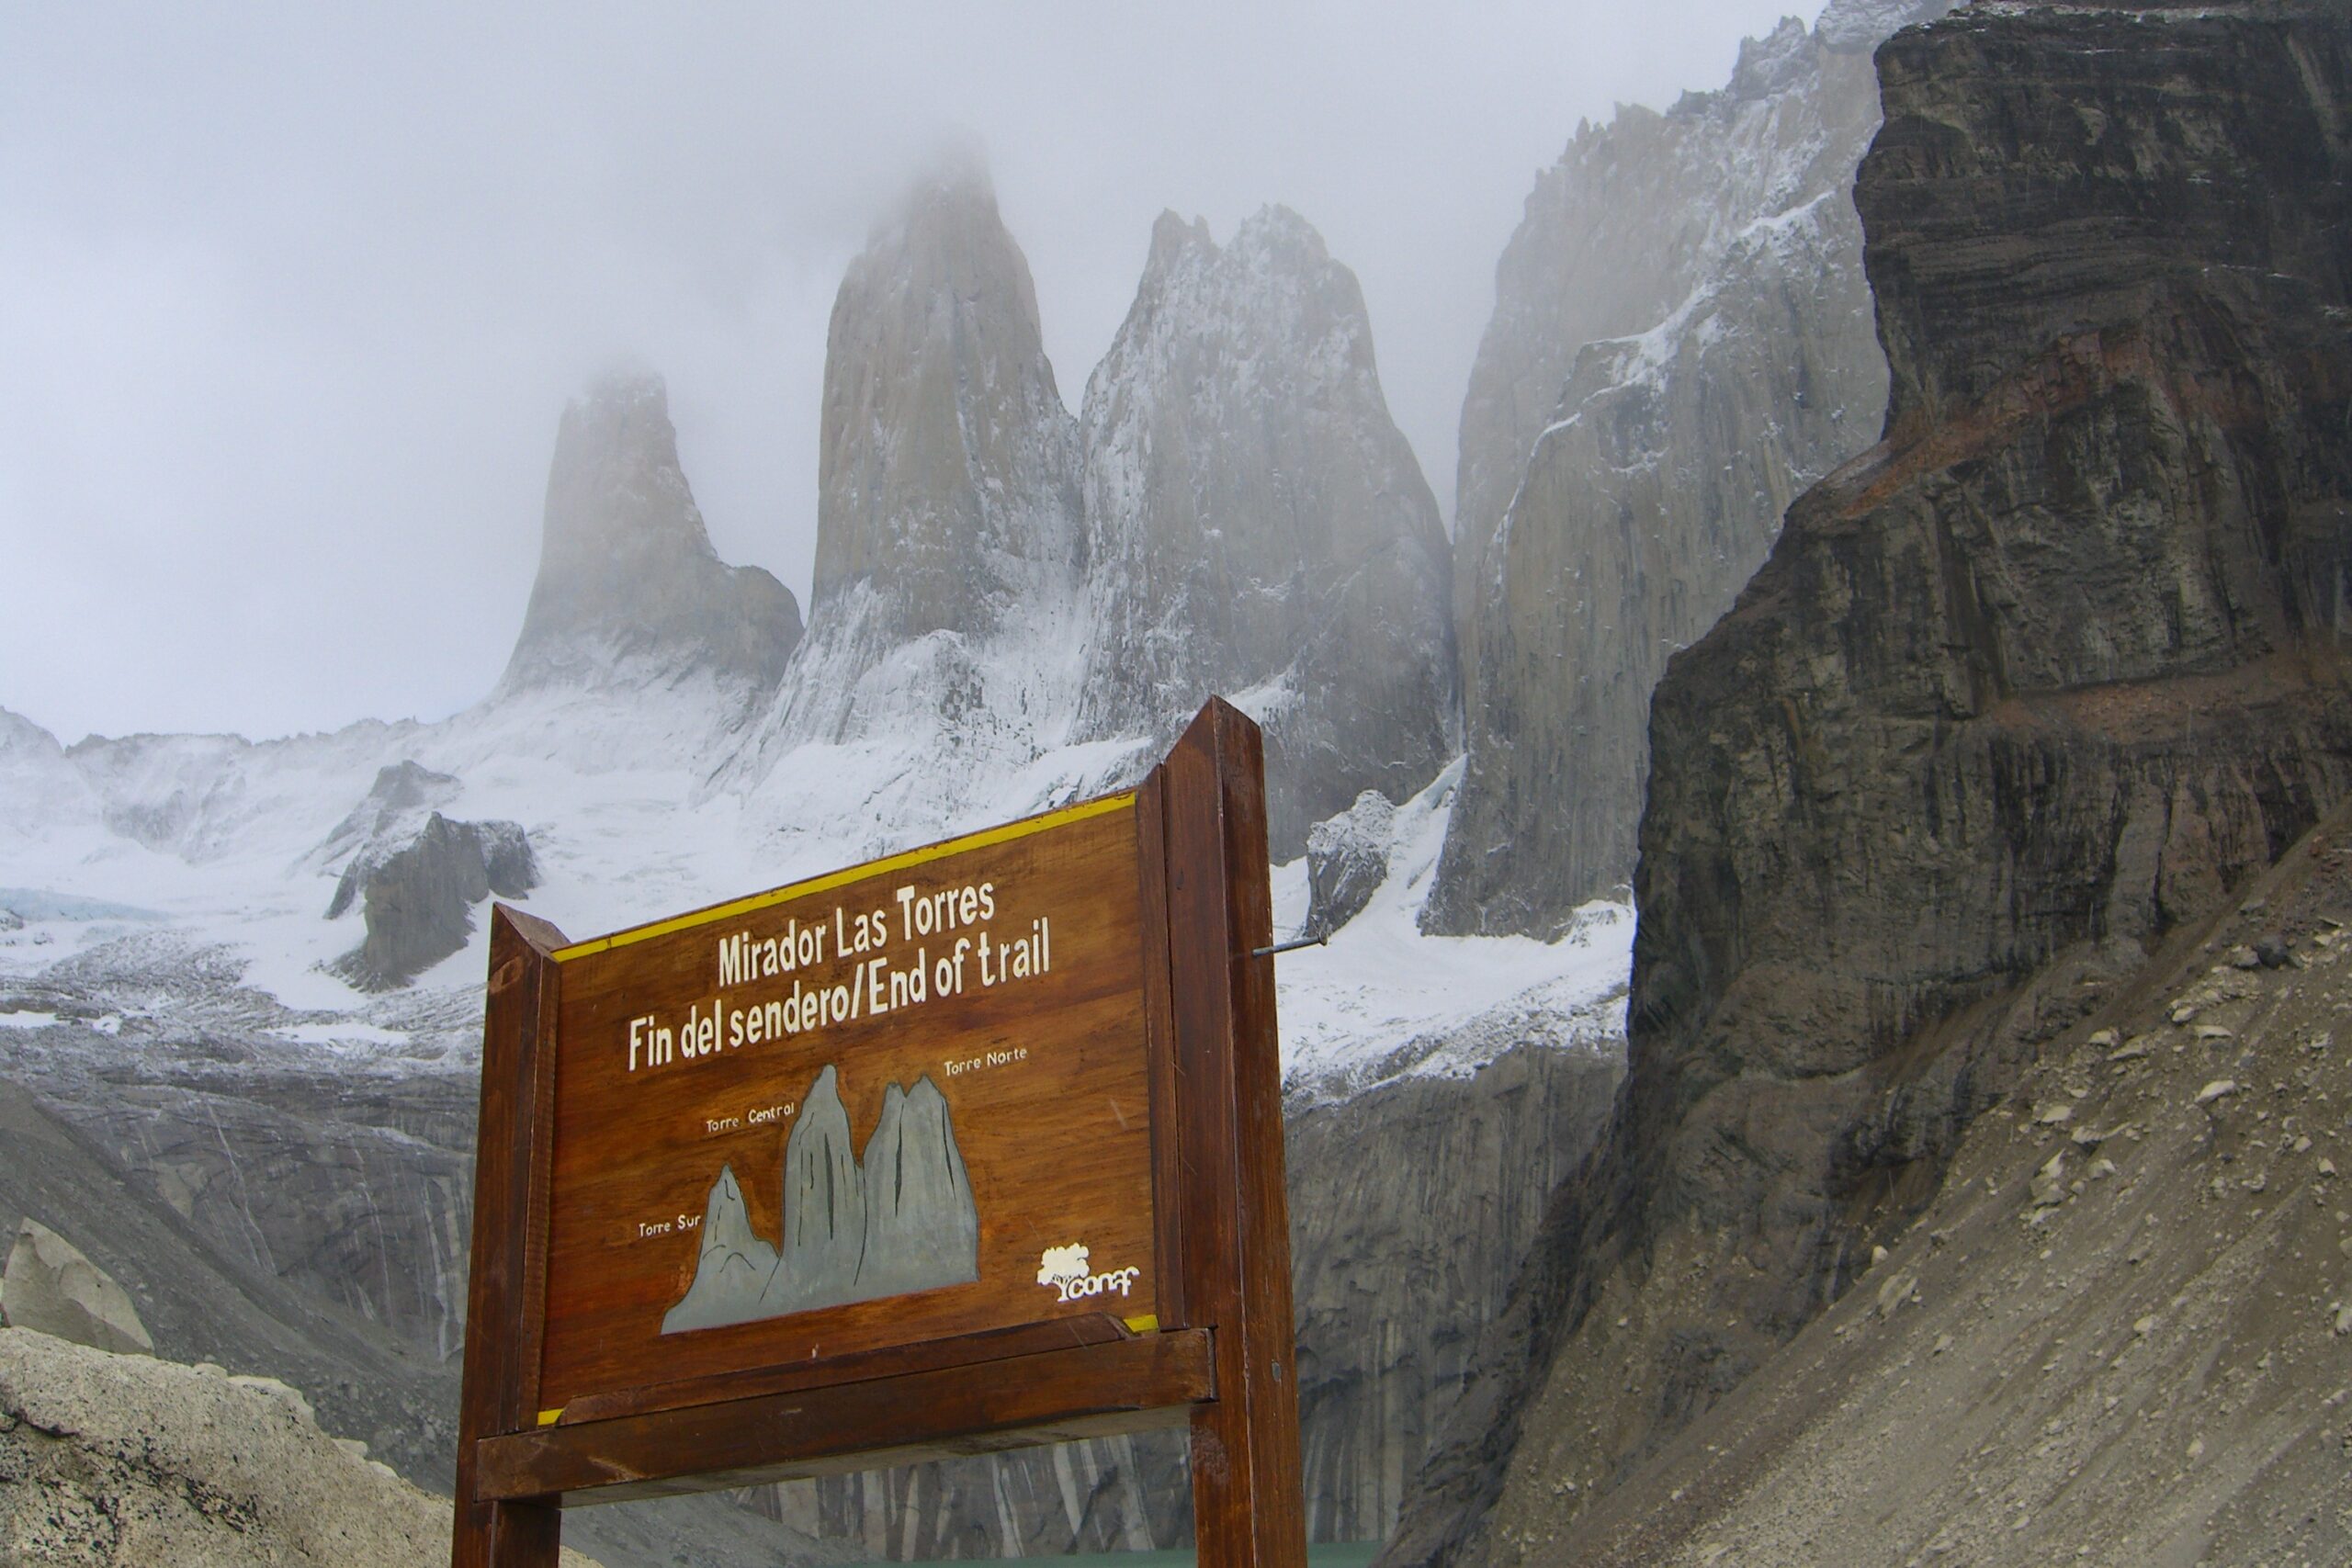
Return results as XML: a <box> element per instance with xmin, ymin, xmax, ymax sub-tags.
<box><xmin>1037</xmin><ymin>1243</ymin><xmax>1091</xmax><ymax>1292</ymax></box>
<box><xmin>1035</xmin><ymin>1242</ymin><xmax>1140</xmax><ymax>1303</ymax></box>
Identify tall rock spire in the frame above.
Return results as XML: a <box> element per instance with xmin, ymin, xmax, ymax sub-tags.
<box><xmin>498</xmin><ymin>373</ymin><xmax>801</xmax><ymax>697</ymax></box>
<box><xmin>769</xmin><ymin>160</ymin><xmax>1085</xmax><ymax>749</ymax></box>
<box><xmin>1077</xmin><ymin>206</ymin><xmax>1454</xmax><ymax>854</ymax></box>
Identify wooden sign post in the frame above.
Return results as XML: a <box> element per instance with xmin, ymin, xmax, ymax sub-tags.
<box><xmin>452</xmin><ymin>698</ymin><xmax>1304</xmax><ymax>1566</ymax></box>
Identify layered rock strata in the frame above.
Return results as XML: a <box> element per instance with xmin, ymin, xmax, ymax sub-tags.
<box><xmin>1078</xmin><ymin>209</ymin><xmax>1455</xmax><ymax>853</ymax></box>
<box><xmin>1480</xmin><ymin>809</ymin><xmax>2352</xmax><ymax>1566</ymax></box>
<box><xmin>1430</xmin><ymin>0</ymin><xmax>1938</xmax><ymax>934</ymax></box>
<box><xmin>1385</xmin><ymin>4</ymin><xmax>2352</xmax><ymax>1562</ymax></box>
<box><xmin>499</xmin><ymin>374</ymin><xmax>801</xmax><ymax>697</ymax></box>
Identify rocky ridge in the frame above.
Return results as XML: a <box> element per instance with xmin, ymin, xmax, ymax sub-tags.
<box><xmin>1430</xmin><ymin>0</ymin><xmax>1935</xmax><ymax>935</ymax></box>
<box><xmin>1384</xmin><ymin>4</ymin><xmax>2352</xmax><ymax>1562</ymax></box>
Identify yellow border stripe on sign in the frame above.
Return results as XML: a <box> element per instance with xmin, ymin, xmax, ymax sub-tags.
<box><xmin>548</xmin><ymin>791</ymin><xmax>1137</xmax><ymax>964</ymax></box>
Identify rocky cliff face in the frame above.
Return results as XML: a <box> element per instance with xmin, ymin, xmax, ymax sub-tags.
<box><xmin>1283</xmin><ymin>1045</ymin><xmax>1622</xmax><ymax>1545</ymax></box>
<box><xmin>0</xmin><ymin>1056</ymin><xmax>476</xmax><ymax>1486</ymax></box>
<box><xmin>499</xmin><ymin>374</ymin><xmax>802</xmax><ymax>698</ymax></box>
<box><xmin>763</xmin><ymin>164</ymin><xmax>1085</xmax><ymax>756</ymax></box>
<box><xmin>1430</xmin><ymin>0</ymin><xmax>1933</xmax><ymax>934</ymax></box>
<box><xmin>1476</xmin><ymin>809</ymin><xmax>2352</xmax><ymax>1566</ymax></box>
<box><xmin>1385</xmin><ymin>5</ymin><xmax>2352</xmax><ymax>1562</ymax></box>
<box><xmin>1077</xmin><ymin>209</ymin><xmax>1455</xmax><ymax>854</ymax></box>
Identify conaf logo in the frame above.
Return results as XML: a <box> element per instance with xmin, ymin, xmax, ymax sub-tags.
<box><xmin>1035</xmin><ymin>1242</ymin><xmax>1140</xmax><ymax>1303</ymax></box>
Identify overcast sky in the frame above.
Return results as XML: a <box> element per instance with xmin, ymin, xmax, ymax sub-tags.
<box><xmin>3</xmin><ymin>2</ymin><xmax>1805</xmax><ymax>743</ymax></box>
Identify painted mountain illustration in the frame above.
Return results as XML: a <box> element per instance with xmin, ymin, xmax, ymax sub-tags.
<box><xmin>662</xmin><ymin>1065</ymin><xmax>978</xmax><ymax>1334</ymax></box>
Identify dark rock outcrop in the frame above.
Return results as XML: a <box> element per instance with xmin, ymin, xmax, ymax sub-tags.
<box><xmin>328</xmin><ymin>813</ymin><xmax>537</xmax><ymax>989</ymax></box>
<box><xmin>1306</xmin><ymin>789</ymin><xmax>1396</xmax><ymax>939</ymax></box>
<box><xmin>1284</xmin><ymin>1045</ymin><xmax>1623</xmax><ymax>1545</ymax></box>
<box><xmin>1385</xmin><ymin>5</ymin><xmax>2352</xmax><ymax>1562</ymax></box>
<box><xmin>499</xmin><ymin>373</ymin><xmax>802</xmax><ymax>696</ymax></box>
<box><xmin>1077</xmin><ymin>209</ymin><xmax>1455</xmax><ymax>854</ymax></box>
<box><xmin>1430</xmin><ymin>0</ymin><xmax>1931</xmax><ymax>935</ymax></box>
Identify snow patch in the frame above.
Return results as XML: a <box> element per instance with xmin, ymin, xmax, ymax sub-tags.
<box><xmin>1274</xmin><ymin>762</ymin><xmax>1630</xmax><ymax>1104</ymax></box>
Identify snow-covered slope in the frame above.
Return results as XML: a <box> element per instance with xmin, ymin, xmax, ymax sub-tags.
<box><xmin>0</xmin><ymin>683</ymin><xmax>1626</xmax><ymax>1096</ymax></box>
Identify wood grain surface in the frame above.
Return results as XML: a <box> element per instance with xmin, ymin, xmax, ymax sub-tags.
<box><xmin>476</xmin><ymin>1329</ymin><xmax>1213</xmax><ymax>1506</ymax></box>
<box><xmin>535</xmin><ymin>794</ymin><xmax>1163</xmax><ymax>1417</ymax></box>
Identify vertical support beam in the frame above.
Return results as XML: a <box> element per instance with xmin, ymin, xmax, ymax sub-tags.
<box><xmin>1162</xmin><ymin>698</ymin><xmax>1307</xmax><ymax>1568</ymax></box>
<box><xmin>453</xmin><ymin>905</ymin><xmax>570</xmax><ymax>1568</ymax></box>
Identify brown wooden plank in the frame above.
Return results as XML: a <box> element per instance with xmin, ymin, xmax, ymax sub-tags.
<box><xmin>554</xmin><ymin>1313</ymin><xmax>1130</xmax><ymax>1426</ymax></box>
<box><xmin>1134</xmin><ymin>771</ymin><xmax>1187</xmax><ymax>1334</ymax></box>
<box><xmin>510</xmin><ymin>927</ymin><xmax>562</xmax><ymax>1426</ymax></box>
<box><xmin>1162</xmin><ymin>700</ymin><xmax>1307</xmax><ymax>1568</ymax></box>
<box><xmin>474</xmin><ymin>1327</ymin><xmax>1214</xmax><ymax>1507</ymax></box>
<box><xmin>454</xmin><ymin>905</ymin><xmax>569</xmax><ymax>1568</ymax></box>
<box><xmin>1214</xmin><ymin>703</ymin><xmax>1308</xmax><ymax>1568</ymax></box>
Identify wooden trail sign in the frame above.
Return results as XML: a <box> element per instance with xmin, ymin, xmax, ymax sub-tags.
<box><xmin>452</xmin><ymin>699</ymin><xmax>1305</xmax><ymax>1567</ymax></box>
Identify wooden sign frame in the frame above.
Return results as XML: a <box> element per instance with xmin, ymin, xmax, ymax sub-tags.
<box><xmin>451</xmin><ymin>698</ymin><xmax>1305</xmax><ymax>1567</ymax></box>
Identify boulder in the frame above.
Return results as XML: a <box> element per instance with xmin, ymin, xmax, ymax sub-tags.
<box><xmin>0</xmin><ymin>1218</ymin><xmax>152</xmax><ymax>1356</ymax></box>
<box><xmin>0</xmin><ymin>1326</ymin><xmax>604</xmax><ymax>1566</ymax></box>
